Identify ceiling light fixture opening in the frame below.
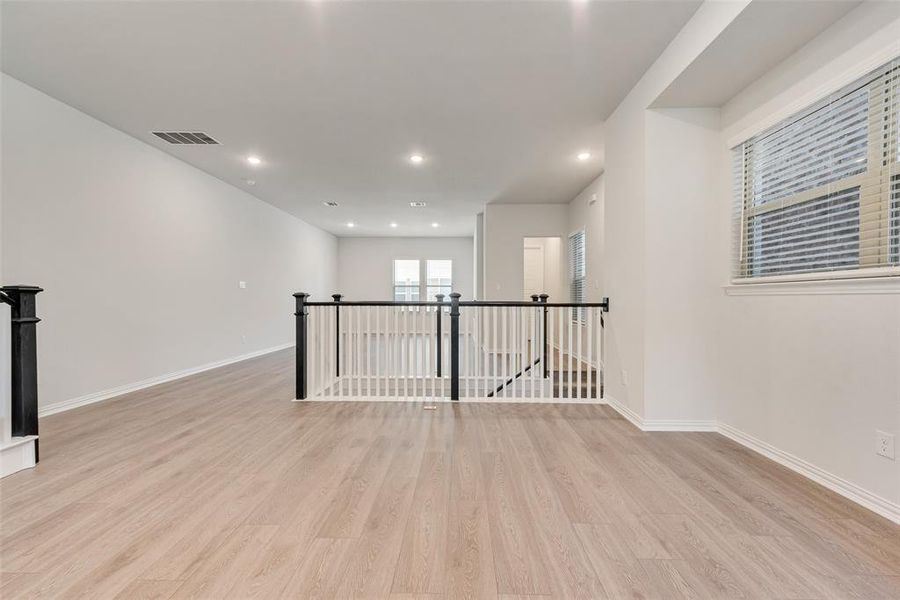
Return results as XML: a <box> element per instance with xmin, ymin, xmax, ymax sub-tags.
<box><xmin>246</xmin><ymin>155</ymin><xmax>262</xmax><ymax>166</ymax></box>
<box><xmin>431</xmin><ymin>222</ymin><xmax>439</xmax><ymax>228</ymax></box>
<box><xmin>577</xmin><ymin>152</ymin><xmax>591</xmax><ymax>161</ymax></box>
<box><xmin>409</xmin><ymin>154</ymin><xmax>424</xmax><ymax>164</ymax></box>
<box><xmin>346</xmin><ymin>222</ymin><xmax>355</xmax><ymax>228</ymax></box>
<box><xmin>390</xmin><ymin>222</ymin><xmax>398</xmax><ymax>228</ymax></box>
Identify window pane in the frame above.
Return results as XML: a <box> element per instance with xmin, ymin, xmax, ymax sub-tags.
<box><xmin>891</xmin><ymin>175</ymin><xmax>900</xmax><ymax>265</ymax></box>
<box><xmin>733</xmin><ymin>58</ymin><xmax>900</xmax><ymax>279</ymax></box>
<box><xmin>426</xmin><ymin>285</ymin><xmax>452</xmax><ymax>299</ymax></box>
<box><xmin>748</xmin><ymin>86</ymin><xmax>868</xmax><ymax>208</ymax></box>
<box><xmin>568</xmin><ymin>232</ymin><xmax>586</xmax><ymax>322</ymax></box>
<box><xmin>393</xmin><ymin>260</ymin><xmax>420</xmax><ymax>286</ymax></box>
<box><xmin>746</xmin><ymin>188</ymin><xmax>860</xmax><ymax>276</ymax></box>
<box><xmin>394</xmin><ymin>285</ymin><xmax>420</xmax><ymax>302</ymax></box>
<box><xmin>426</xmin><ymin>260</ymin><xmax>452</xmax><ymax>287</ymax></box>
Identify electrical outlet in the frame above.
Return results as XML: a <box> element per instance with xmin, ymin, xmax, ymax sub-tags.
<box><xmin>239</xmin><ymin>281</ymin><xmax>247</xmax><ymax>289</ymax></box>
<box><xmin>876</xmin><ymin>431</ymin><xmax>895</xmax><ymax>459</ymax></box>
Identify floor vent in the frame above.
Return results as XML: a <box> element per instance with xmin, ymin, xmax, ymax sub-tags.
<box><xmin>151</xmin><ymin>131</ymin><xmax>219</xmax><ymax>145</ymax></box>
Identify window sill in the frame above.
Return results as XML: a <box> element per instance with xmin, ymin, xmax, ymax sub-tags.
<box><xmin>724</xmin><ymin>276</ymin><xmax>900</xmax><ymax>296</ymax></box>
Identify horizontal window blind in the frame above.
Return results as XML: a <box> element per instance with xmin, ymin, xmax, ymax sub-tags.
<box><xmin>569</xmin><ymin>230</ymin><xmax>586</xmax><ymax>322</ymax></box>
<box><xmin>732</xmin><ymin>57</ymin><xmax>900</xmax><ymax>280</ymax></box>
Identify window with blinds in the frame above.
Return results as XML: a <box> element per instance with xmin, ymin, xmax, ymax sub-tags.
<box><xmin>732</xmin><ymin>57</ymin><xmax>900</xmax><ymax>280</ymax></box>
<box><xmin>569</xmin><ymin>230</ymin><xmax>586</xmax><ymax>322</ymax></box>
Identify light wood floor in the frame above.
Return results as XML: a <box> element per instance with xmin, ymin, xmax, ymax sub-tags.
<box><xmin>2</xmin><ymin>350</ymin><xmax>898</xmax><ymax>599</ymax></box>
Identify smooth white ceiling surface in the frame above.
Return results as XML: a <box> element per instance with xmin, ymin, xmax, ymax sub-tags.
<box><xmin>1</xmin><ymin>0</ymin><xmax>701</xmax><ymax>236</ymax></box>
<box><xmin>651</xmin><ymin>0</ymin><xmax>862</xmax><ymax>108</ymax></box>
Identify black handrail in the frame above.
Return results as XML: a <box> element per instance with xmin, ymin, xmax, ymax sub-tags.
<box><xmin>304</xmin><ymin>299</ymin><xmax>609</xmax><ymax>310</ymax></box>
<box><xmin>293</xmin><ymin>292</ymin><xmax>609</xmax><ymax>401</ymax></box>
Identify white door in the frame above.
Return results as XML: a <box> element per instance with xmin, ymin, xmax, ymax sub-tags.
<box><xmin>523</xmin><ymin>245</ymin><xmax>545</xmax><ymax>300</ymax></box>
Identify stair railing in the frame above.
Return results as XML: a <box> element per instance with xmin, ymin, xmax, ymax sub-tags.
<box><xmin>293</xmin><ymin>292</ymin><xmax>608</xmax><ymax>402</ymax></box>
<box><xmin>2</xmin><ymin>285</ymin><xmax>43</xmax><ymax>462</ymax></box>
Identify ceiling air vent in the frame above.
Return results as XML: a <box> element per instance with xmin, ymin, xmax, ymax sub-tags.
<box><xmin>151</xmin><ymin>131</ymin><xmax>219</xmax><ymax>145</ymax></box>
<box><xmin>410</xmin><ymin>201</ymin><xmax>427</xmax><ymax>208</ymax></box>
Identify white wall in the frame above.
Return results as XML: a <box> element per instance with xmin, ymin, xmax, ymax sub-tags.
<box><xmin>596</xmin><ymin>0</ymin><xmax>899</xmax><ymax>513</ymax></box>
<box><xmin>599</xmin><ymin>1</ymin><xmax>750</xmax><ymax>418</ymax></box>
<box><xmin>644</xmin><ymin>108</ymin><xmax>723</xmax><ymax>423</ymax></box>
<box><xmin>482</xmin><ymin>203</ymin><xmax>569</xmax><ymax>301</ymax></box>
<box><xmin>1</xmin><ymin>75</ymin><xmax>337</xmax><ymax>414</ymax></box>
<box><xmin>713</xmin><ymin>3</ymin><xmax>900</xmax><ymax>506</ymax></box>
<box><xmin>337</xmin><ymin>237</ymin><xmax>474</xmax><ymax>301</ymax></box>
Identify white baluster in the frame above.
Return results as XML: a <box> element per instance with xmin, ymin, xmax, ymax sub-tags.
<box><xmin>481</xmin><ymin>309</ymin><xmax>488</xmax><ymax>399</ymax></box>
<box><xmin>462</xmin><ymin>307</ymin><xmax>469</xmax><ymax>400</ymax></box>
<box><xmin>576</xmin><ymin>307</ymin><xmax>582</xmax><ymax>400</ymax></box>
<box><xmin>587</xmin><ymin>308</ymin><xmax>593</xmax><ymax>401</ymax></box>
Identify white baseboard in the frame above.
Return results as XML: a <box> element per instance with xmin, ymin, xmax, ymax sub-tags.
<box><xmin>1</xmin><ymin>435</ymin><xmax>37</xmax><ymax>478</ymax></box>
<box><xmin>604</xmin><ymin>395</ymin><xmax>644</xmax><ymax>429</ymax></box>
<box><xmin>603</xmin><ymin>397</ymin><xmax>899</xmax><ymax>524</ymax></box>
<box><xmin>642</xmin><ymin>419</ymin><xmax>719</xmax><ymax>432</ymax></box>
<box><xmin>718</xmin><ymin>422</ymin><xmax>900</xmax><ymax>525</ymax></box>
<box><xmin>603</xmin><ymin>395</ymin><xmax>717</xmax><ymax>431</ymax></box>
<box><xmin>39</xmin><ymin>343</ymin><xmax>294</xmax><ymax>418</ymax></box>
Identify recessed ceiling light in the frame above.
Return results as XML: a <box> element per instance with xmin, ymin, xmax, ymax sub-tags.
<box><xmin>346</xmin><ymin>222</ymin><xmax>355</xmax><ymax>228</ymax></box>
<box><xmin>410</xmin><ymin>201</ymin><xmax>427</xmax><ymax>208</ymax></box>
<box><xmin>409</xmin><ymin>154</ymin><xmax>424</xmax><ymax>164</ymax></box>
<box><xmin>577</xmin><ymin>152</ymin><xmax>591</xmax><ymax>161</ymax></box>
<box><xmin>246</xmin><ymin>155</ymin><xmax>262</xmax><ymax>166</ymax></box>
<box><xmin>323</xmin><ymin>201</ymin><xmax>339</xmax><ymax>207</ymax></box>
<box><xmin>242</xmin><ymin>178</ymin><xmax>256</xmax><ymax>186</ymax></box>
<box><xmin>390</xmin><ymin>222</ymin><xmax>398</xmax><ymax>228</ymax></box>
<box><xmin>431</xmin><ymin>222</ymin><xmax>439</xmax><ymax>228</ymax></box>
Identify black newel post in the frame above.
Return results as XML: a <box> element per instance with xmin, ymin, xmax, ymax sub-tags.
<box><xmin>2</xmin><ymin>285</ymin><xmax>43</xmax><ymax>461</ymax></box>
<box><xmin>539</xmin><ymin>294</ymin><xmax>549</xmax><ymax>378</ymax></box>
<box><xmin>294</xmin><ymin>293</ymin><xmax>309</xmax><ymax>400</ymax></box>
<box><xmin>332</xmin><ymin>294</ymin><xmax>342</xmax><ymax>377</ymax></box>
<box><xmin>449</xmin><ymin>293</ymin><xmax>460</xmax><ymax>401</ymax></box>
<box><xmin>434</xmin><ymin>294</ymin><xmax>445</xmax><ymax>377</ymax></box>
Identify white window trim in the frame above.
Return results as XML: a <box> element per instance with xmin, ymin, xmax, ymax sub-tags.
<box><xmin>725</xmin><ymin>270</ymin><xmax>900</xmax><ymax>296</ymax></box>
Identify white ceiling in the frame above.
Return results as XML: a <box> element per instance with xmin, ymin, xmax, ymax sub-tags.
<box><xmin>651</xmin><ymin>0</ymin><xmax>862</xmax><ymax>108</ymax></box>
<box><xmin>1</xmin><ymin>0</ymin><xmax>702</xmax><ymax>237</ymax></box>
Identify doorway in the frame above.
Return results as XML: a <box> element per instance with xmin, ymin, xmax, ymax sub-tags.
<box><xmin>523</xmin><ymin>237</ymin><xmax>562</xmax><ymax>301</ymax></box>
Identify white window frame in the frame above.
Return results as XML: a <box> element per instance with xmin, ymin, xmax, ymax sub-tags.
<box><xmin>731</xmin><ymin>56</ymin><xmax>900</xmax><ymax>286</ymax></box>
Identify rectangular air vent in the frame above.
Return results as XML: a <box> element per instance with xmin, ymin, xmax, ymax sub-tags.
<box><xmin>410</xmin><ymin>201</ymin><xmax>427</xmax><ymax>207</ymax></box>
<box><xmin>151</xmin><ymin>131</ymin><xmax>219</xmax><ymax>145</ymax></box>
